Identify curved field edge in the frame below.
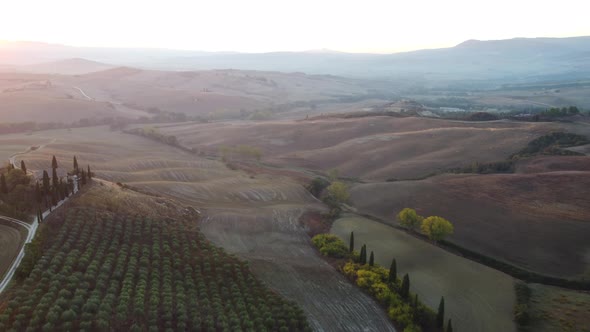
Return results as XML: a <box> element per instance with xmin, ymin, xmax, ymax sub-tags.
<box><xmin>4</xmin><ymin>123</ymin><xmax>398</xmax><ymax>331</ymax></box>
<box><xmin>331</xmin><ymin>213</ymin><xmax>517</xmax><ymax>332</ymax></box>
<box><xmin>349</xmin><ymin>173</ymin><xmax>590</xmax><ymax>279</ymax></box>
<box><xmin>0</xmin><ymin>222</ymin><xmax>26</xmax><ymax>282</ymax></box>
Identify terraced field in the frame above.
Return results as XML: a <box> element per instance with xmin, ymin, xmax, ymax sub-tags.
<box><xmin>331</xmin><ymin>213</ymin><xmax>517</xmax><ymax>332</ymax></box>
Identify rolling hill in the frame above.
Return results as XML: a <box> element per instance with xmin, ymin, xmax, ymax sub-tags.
<box><xmin>2</xmin><ymin>36</ymin><xmax>589</xmax><ymax>83</ymax></box>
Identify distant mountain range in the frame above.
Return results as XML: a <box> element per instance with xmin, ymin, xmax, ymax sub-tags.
<box><xmin>1</xmin><ymin>36</ymin><xmax>589</xmax><ymax>85</ymax></box>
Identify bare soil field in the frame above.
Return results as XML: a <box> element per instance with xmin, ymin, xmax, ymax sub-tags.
<box><xmin>1</xmin><ymin>67</ymin><xmax>375</xmax><ymax>124</ymax></box>
<box><xmin>154</xmin><ymin>116</ymin><xmax>566</xmax><ymax>180</ymax></box>
<box><xmin>3</xmin><ymin>126</ymin><xmax>396</xmax><ymax>331</ymax></box>
<box><xmin>0</xmin><ymin>73</ymin><xmax>124</xmax><ymax>123</ymax></box>
<box><xmin>65</xmin><ymin>68</ymin><xmax>373</xmax><ymax>119</ymax></box>
<box><xmin>0</xmin><ymin>137</ymin><xmax>49</xmax><ymax>162</ymax></box>
<box><xmin>0</xmin><ymin>223</ymin><xmax>25</xmax><ymax>281</ymax></box>
<box><xmin>350</xmin><ymin>171</ymin><xmax>590</xmax><ymax>278</ymax></box>
<box><xmin>515</xmin><ymin>155</ymin><xmax>590</xmax><ymax>173</ymax></box>
<box><xmin>331</xmin><ymin>213</ymin><xmax>517</xmax><ymax>332</ymax></box>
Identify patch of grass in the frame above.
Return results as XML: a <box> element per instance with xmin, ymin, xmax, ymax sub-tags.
<box><xmin>527</xmin><ymin>284</ymin><xmax>590</xmax><ymax>332</ymax></box>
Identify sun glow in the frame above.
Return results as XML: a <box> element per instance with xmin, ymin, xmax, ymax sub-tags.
<box><xmin>0</xmin><ymin>0</ymin><xmax>589</xmax><ymax>53</ymax></box>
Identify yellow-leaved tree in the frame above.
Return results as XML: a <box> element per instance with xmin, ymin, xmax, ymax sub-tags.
<box><xmin>421</xmin><ymin>216</ymin><xmax>454</xmax><ymax>242</ymax></box>
<box><xmin>326</xmin><ymin>181</ymin><xmax>349</xmax><ymax>203</ymax></box>
<box><xmin>397</xmin><ymin>208</ymin><xmax>424</xmax><ymax>231</ymax></box>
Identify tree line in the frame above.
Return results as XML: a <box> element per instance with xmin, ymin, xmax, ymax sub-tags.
<box><xmin>1</xmin><ymin>154</ymin><xmax>94</xmax><ymax>221</ymax></box>
<box><xmin>312</xmin><ymin>233</ymin><xmax>452</xmax><ymax>332</ymax></box>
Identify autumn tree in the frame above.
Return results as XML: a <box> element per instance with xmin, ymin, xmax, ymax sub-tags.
<box><xmin>397</xmin><ymin>208</ymin><xmax>423</xmax><ymax>231</ymax></box>
<box><xmin>421</xmin><ymin>216</ymin><xmax>454</xmax><ymax>242</ymax></box>
<box><xmin>326</xmin><ymin>181</ymin><xmax>349</xmax><ymax>204</ymax></box>
<box><xmin>327</xmin><ymin>168</ymin><xmax>339</xmax><ymax>182</ymax></box>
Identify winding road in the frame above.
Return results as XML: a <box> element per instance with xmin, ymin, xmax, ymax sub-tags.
<box><xmin>0</xmin><ymin>142</ymin><xmax>79</xmax><ymax>293</ymax></box>
<box><xmin>73</xmin><ymin>86</ymin><xmax>93</xmax><ymax>101</ymax></box>
<box><xmin>0</xmin><ymin>215</ymin><xmax>38</xmax><ymax>293</ymax></box>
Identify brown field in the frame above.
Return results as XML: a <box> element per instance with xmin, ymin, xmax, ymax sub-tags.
<box><xmin>350</xmin><ymin>171</ymin><xmax>590</xmax><ymax>278</ymax></box>
<box><xmin>3</xmin><ymin>126</ymin><xmax>395</xmax><ymax>331</ymax></box>
<box><xmin>61</xmin><ymin>67</ymin><xmax>374</xmax><ymax>119</ymax></box>
<box><xmin>3</xmin><ymin>114</ymin><xmax>589</xmax><ymax>328</ymax></box>
<box><xmin>332</xmin><ymin>214</ymin><xmax>516</xmax><ymax>332</ymax></box>
<box><xmin>0</xmin><ymin>223</ymin><xmax>25</xmax><ymax>280</ymax></box>
<box><xmin>515</xmin><ymin>155</ymin><xmax>590</xmax><ymax>173</ymax></box>
<box><xmin>154</xmin><ymin>116</ymin><xmax>567</xmax><ymax>180</ymax></box>
<box><xmin>0</xmin><ymin>137</ymin><xmax>49</xmax><ymax>162</ymax></box>
<box><xmin>0</xmin><ymin>67</ymin><xmax>375</xmax><ymax>124</ymax></box>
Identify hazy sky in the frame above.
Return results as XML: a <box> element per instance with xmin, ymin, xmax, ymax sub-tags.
<box><xmin>1</xmin><ymin>0</ymin><xmax>589</xmax><ymax>53</ymax></box>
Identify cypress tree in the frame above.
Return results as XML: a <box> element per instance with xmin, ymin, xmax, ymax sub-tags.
<box><xmin>52</xmin><ymin>155</ymin><xmax>58</xmax><ymax>169</ymax></box>
<box><xmin>35</xmin><ymin>182</ymin><xmax>42</xmax><ymax>204</ymax></box>
<box><xmin>20</xmin><ymin>160</ymin><xmax>27</xmax><ymax>174</ymax></box>
<box><xmin>369</xmin><ymin>251</ymin><xmax>374</xmax><ymax>266</ymax></box>
<box><xmin>388</xmin><ymin>258</ymin><xmax>397</xmax><ymax>283</ymax></box>
<box><xmin>87</xmin><ymin>165</ymin><xmax>92</xmax><ymax>179</ymax></box>
<box><xmin>73</xmin><ymin>156</ymin><xmax>78</xmax><ymax>173</ymax></box>
<box><xmin>81</xmin><ymin>170</ymin><xmax>87</xmax><ymax>186</ymax></box>
<box><xmin>0</xmin><ymin>174</ymin><xmax>7</xmax><ymax>194</ymax></box>
<box><xmin>436</xmin><ymin>297</ymin><xmax>445</xmax><ymax>329</ymax></box>
<box><xmin>446</xmin><ymin>319</ymin><xmax>452</xmax><ymax>332</ymax></box>
<box><xmin>64</xmin><ymin>180</ymin><xmax>69</xmax><ymax>197</ymax></box>
<box><xmin>51</xmin><ymin>187</ymin><xmax>58</xmax><ymax>206</ymax></box>
<box><xmin>349</xmin><ymin>231</ymin><xmax>354</xmax><ymax>253</ymax></box>
<box><xmin>359</xmin><ymin>245</ymin><xmax>367</xmax><ymax>264</ymax></box>
<box><xmin>38</xmin><ymin>208</ymin><xmax>43</xmax><ymax>222</ymax></box>
<box><xmin>58</xmin><ymin>179</ymin><xmax>64</xmax><ymax>200</ymax></box>
<box><xmin>52</xmin><ymin>168</ymin><xmax>58</xmax><ymax>189</ymax></box>
<box><xmin>413</xmin><ymin>294</ymin><xmax>419</xmax><ymax>308</ymax></box>
<box><xmin>400</xmin><ymin>274</ymin><xmax>410</xmax><ymax>299</ymax></box>
<box><xmin>42</xmin><ymin>170</ymin><xmax>50</xmax><ymax>195</ymax></box>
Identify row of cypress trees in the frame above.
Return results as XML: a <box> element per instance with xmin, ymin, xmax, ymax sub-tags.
<box><xmin>34</xmin><ymin>155</ymin><xmax>93</xmax><ymax>219</ymax></box>
<box><xmin>349</xmin><ymin>231</ymin><xmax>452</xmax><ymax>331</ymax></box>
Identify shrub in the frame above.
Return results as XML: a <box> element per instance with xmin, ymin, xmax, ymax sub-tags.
<box><xmin>311</xmin><ymin>234</ymin><xmax>349</xmax><ymax>258</ymax></box>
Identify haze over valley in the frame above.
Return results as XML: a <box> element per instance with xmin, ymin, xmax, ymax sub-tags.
<box><xmin>1</xmin><ymin>2</ymin><xmax>590</xmax><ymax>331</ymax></box>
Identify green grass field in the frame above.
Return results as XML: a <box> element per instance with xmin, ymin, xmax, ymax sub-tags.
<box><xmin>331</xmin><ymin>213</ymin><xmax>517</xmax><ymax>332</ymax></box>
<box><xmin>528</xmin><ymin>284</ymin><xmax>590</xmax><ymax>332</ymax></box>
